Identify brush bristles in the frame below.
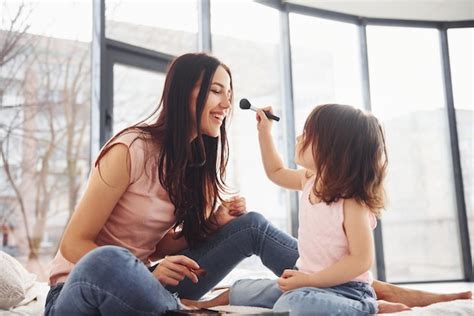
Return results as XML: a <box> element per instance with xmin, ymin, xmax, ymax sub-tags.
<box><xmin>239</xmin><ymin>98</ymin><xmax>251</xmax><ymax>110</ymax></box>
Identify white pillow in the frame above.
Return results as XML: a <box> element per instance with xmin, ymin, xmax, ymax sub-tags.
<box><xmin>0</xmin><ymin>251</ymin><xmax>36</xmax><ymax>310</ymax></box>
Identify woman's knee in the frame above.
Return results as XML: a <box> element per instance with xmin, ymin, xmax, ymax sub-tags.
<box><xmin>238</xmin><ymin>211</ymin><xmax>268</xmax><ymax>227</ymax></box>
<box><xmin>83</xmin><ymin>245</ymin><xmax>133</xmax><ymax>265</ymax></box>
<box><xmin>70</xmin><ymin>246</ymin><xmax>136</xmax><ymax>280</ymax></box>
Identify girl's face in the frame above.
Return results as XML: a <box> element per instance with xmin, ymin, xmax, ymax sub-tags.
<box><xmin>295</xmin><ymin>133</ymin><xmax>316</xmax><ymax>172</ymax></box>
<box><xmin>190</xmin><ymin>65</ymin><xmax>232</xmax><ymax>139</ymax></box>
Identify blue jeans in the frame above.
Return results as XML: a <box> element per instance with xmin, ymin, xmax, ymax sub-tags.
<box><xmin>44</xmin><ymin>212</ymin><xmax>299</xmax><ymax>315</ymax></box>
<box><xmin>230</xmin><ymin>278</ymin><xmax>378</xmax><ymax>315</ymax></box>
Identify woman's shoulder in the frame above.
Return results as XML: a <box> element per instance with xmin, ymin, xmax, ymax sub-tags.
<box><xmin>110</xmin><ymin>128</ymin><xmax>161</xmax><ymax>154</ymax></box>
<box><xmin>111</xmin><ymin>128</ymin><xmax>150</xmax><ymax>146</ymax></box>
<box><xmin>107</xmin><ymin>128</ymin><xmax>160</xmax><ymax>182</ymax></box>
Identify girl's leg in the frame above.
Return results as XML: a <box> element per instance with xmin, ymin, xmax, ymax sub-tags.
<box><xmin>273</xmin><ymin>285</ymin><xmax>377</xmax><ymax>316</ymax></box>
<box><xmin>46</xmin><ymin>246</ymin><xmax>179</xmax><ymax>316</ymax></box>
<box><xmin>373</xmin><ymin>280</ymin><xmax>472</xmax><ymax>307</ymax></box>
<box><xmin>181</xmin><ymin>279</ymin><xmax>283</xmax><ymax>310</ymax></box>
<box><xmin>229</xmin><ymin>279</ymin><xmax>283</xmax><ymax>308</ymax></box>
<box><xmin>168</xmin><ymin>212</ymin><xmax>299</xmax><ymax>300</ymax></box>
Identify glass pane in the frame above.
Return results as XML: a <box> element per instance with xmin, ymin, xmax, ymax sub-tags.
<box><xmin>290</xmin><ymin>13</ymin><xmax>364</xmax><ymax>133</ymax></box>
<box><xmin>367</xmin><ymin>26</ymin><xmax>463</xmax><ymax>281</ymax></box>
<box><xmin>211</xmin><ymin>0</ymin><xmax>285</xmax><ymax>281</ymax></box>
<box><xmin>212</xmin><ymin>0</ymin><xmax>287</xmax><ymax>232</ymax></box>
<box><xmin>106</xmin><ymin>0</ymin><xmax>198</xmax><ymax>56</ymax></box>
<box><xmin>0</xmin><ymin>1</ymin><xmax>92</xmax><ymax>41</ymax></box>
<box><xmin>0</xmin><ymin>1</ymin><xmax>91</xmax><ymax>281</ymax></box>
<box><xmin>448</xmin><ymin>28</ymin><xmax>474</xmax><ymax>260</ymax></box>
<box><xmin>113</xmin><ymin>64</ymin><xmax>165</xmax><ymax>134</ymax></box>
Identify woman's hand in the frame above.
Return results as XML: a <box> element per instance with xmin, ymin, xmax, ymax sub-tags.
<box><xmin>213</xmin><ymin>195</ymin><xmax>247</xmax><ymax>227</ymax></box>
<box><xmin>222</xmin><ymin>195</ymin><xmax>246</xmax><ymax>216</ymax></box>
<box><xmin>277</xmin><ymin>269</ymin><xmax>312</xmax><ymax>292</ymax></box>
<box><xmin>256</xmin><ymin>106</ymin><xmax>274</xmax><ymax>133</ymax></box>
<box><xmin>152</xmin><ymin>255</ymin><xmax>200</xmax><ymax>286</ymax></box>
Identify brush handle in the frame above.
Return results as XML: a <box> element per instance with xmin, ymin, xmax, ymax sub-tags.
<box><xmin>250</xmin><ymin>106</ymin><xmax>280</xmax><ymax>121</ymax></box>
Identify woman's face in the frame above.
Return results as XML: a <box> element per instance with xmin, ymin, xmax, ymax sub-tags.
<box><xmin>190</xmin><ymin>65</ymin><xmax>232</xmax><ymax>139</ymax></box>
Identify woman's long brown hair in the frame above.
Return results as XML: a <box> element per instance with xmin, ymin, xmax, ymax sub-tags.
<box><xmin>301</xmin><ymin>104</ymin><xmax>388</xmax><ymax>215</ymax></box>
<box><xmin>96</xmin><ymin>53</ymin><xmax>232</xmax><ymax>247</ymax></box>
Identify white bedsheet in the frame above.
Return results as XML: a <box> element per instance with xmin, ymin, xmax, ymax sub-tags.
<box><xmin>0</xmin><ymin>282</ymin><xmax>48</xmax><ymax>316</ymax></box>
<box><xmin>386</xmin><ymin>299</ymin><xmax>473</xmax><ymax>315</ymax></box>
<box><xmin>0</xmin><ymin>282</ymin><xmax>472</xmax><ymax>315</ymax></box>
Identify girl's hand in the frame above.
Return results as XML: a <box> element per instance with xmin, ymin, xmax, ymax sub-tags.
<box><xmin>277</xmin><ymin>269</ymin><xmax>311</xmax><ymax>292</ymax></box>
<box><xmin>153</xmin><ymin>255</ymin><xmax>200</xmax><ymax>286</ymax></box>
<box><xmin>256</xmin><ymin>106</ymin><xmax>274</xmax><ymax>133</ymax></box>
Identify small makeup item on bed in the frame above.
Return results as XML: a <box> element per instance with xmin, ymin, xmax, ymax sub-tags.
<box><xmin>165</xmin><ymin>308</ymin><xmax>288</xmax><ymax>315</ymax></box>
<box><xmin>164</xmin><ymin>309</ymin><xmax>219</xmax><ymax>315</ymax></box>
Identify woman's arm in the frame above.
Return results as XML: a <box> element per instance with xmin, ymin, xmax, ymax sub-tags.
<box><xmin>278</xmin><ymin>198</ymin><xmax>375</xmax><ymax>290</ymax></box>
<box><xmin>60</xmin><ymin>144</ymin><xmax>131</xmax><ymax>263</ymax></box>
<box><xmin>256</xmin><ymin>107</ymin><xmax>306</xmax><ymax>191</ymax></box>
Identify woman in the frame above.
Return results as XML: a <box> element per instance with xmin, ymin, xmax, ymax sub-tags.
<box><xmin>45</xmin><ymin>53</ymin><xmax>471</xmax><ymax>315</ymax></box>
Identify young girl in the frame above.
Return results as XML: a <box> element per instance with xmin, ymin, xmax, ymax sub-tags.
<box><xmin>197</xmin><ymin>103</ymin><xmax>386</xmax><ymax>315</ymax></box>
<box><xmin>235</xmin><ymin>103</ymin><xmax>386</xmax><ymax>314</ymax></box>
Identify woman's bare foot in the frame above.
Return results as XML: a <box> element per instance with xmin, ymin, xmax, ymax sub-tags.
<box><xmin>377</xmin><ymin>300</ymin><xmax>411</xmax><ymax>314</ymax></box>
<box><xmin>179</xmin><ymin>299</ymin><xmax>204</xmax><ymax>309</ymax></box>
<box><xmin>373</xmin><ymin>280</ymin><xmax>472</xmax><ymax>307</ymax></box>
<box><xmin>180</xmin><ymin>289</ymin><xmax>230</xmax><ymax>309</ymax></box>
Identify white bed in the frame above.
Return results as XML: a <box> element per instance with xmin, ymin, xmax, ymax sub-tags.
<box><xmin>1</xmin><ymin>281</ymin><xmax>472</xmax><ymax>315</ymax></box>
<box><xmin>0</xmin><ymin>281</ymin><xmax>49</xmax><ymax>316</ymax></box>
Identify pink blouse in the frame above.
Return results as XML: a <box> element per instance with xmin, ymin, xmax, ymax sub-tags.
<box><xmin>49</xmin><ymin>131</ymin><xmax>176</xmax><ymax>285</ymax></box>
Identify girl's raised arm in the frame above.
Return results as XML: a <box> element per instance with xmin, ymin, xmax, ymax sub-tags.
<box><xmin>60</xmin><ymin>144</ymin><xmax>131</xmax><ymax>263</ymax></box>
<box><xmin>256</xmin><ymin>107</ymin><xmax>306</xmax><ymax>191</ymax></box>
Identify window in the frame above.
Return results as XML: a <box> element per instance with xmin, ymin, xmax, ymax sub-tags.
<box><xmin>0</xmin><ymin>0</ymin><xmax>91</xmax><ymax>280</ymax></box>
<box><xmin>212</xmin><ymin>0</ymin><xmax>288</xmax><ymax>232</ymax></box>
<box><xmin>367</xmin><ymin>26</ymin><xmax>463</xmax><ymax>281</ymax></box>
<box><xmin>289</xmin><ymin>13</ymin><xmax>364</xmax><ymax>135</ymax></box>
<box><xmin>448</xmin><ymin>28</ymin><xmax>474</xmax><ymax>260</ymax></box>
<box><xmin>210</xmin><ymin>0</ymin><xmax>286</xmax><ymax>281</ymax></box>
<box><xmin>113</xmin><ymin>64</ymin><xmax>165</xmax><ymax>134</ymax></box>
<box><xmin>106</xmin><ymin>0</ymin><xmax>198</xmax><ymax>56</ymax></box>
<box><xmin>0</xmin><ymin>79</ymin><xmax>25</xmax><ymax>107</ymax></box>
